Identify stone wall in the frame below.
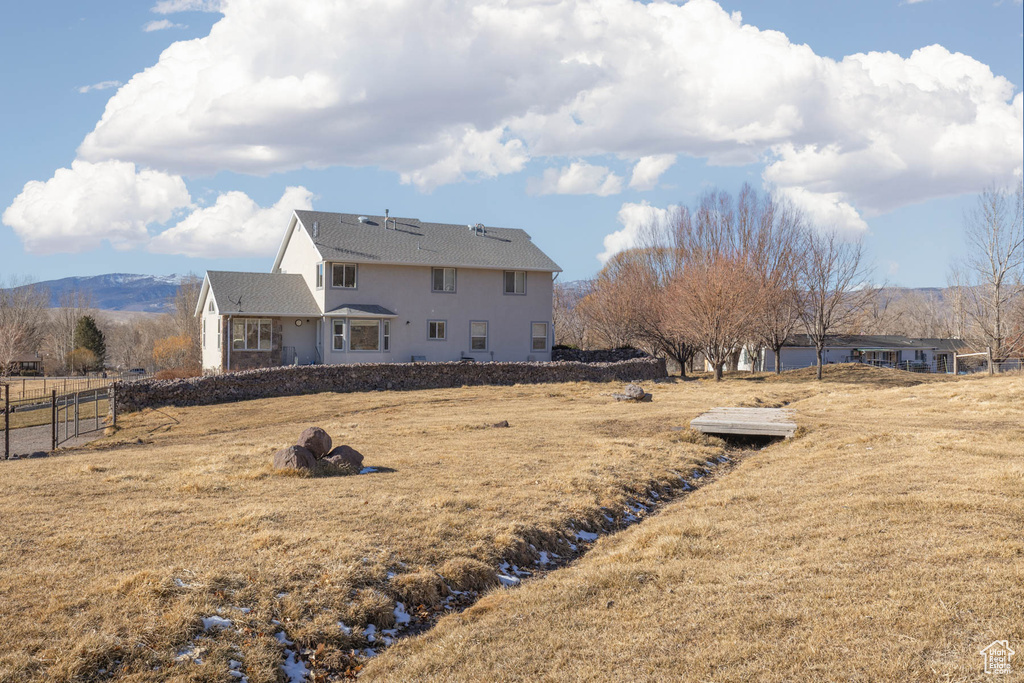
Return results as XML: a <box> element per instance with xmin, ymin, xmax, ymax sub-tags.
<box><xmin>221</xmin><ymin>318</ymin><xmax>284</xmax><ymax>371</ymax></box>
<box><xmin>551</xmin><ymin>348</ymin><xmax>650</xmax><ymax>363</ymax></box>
<box><xmin>112</xmin><ymin>358</ymin><xmax>667</xmax><ymax>413</ymax></box>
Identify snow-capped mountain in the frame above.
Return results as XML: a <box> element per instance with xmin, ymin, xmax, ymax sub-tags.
<box><xmin>8</xmin><ymin>273</ymin><xmax>187</xmax><ymax>312</ymax></box>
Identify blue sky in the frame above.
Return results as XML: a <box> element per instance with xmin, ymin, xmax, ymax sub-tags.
<box><xmin>1</xmin><ymin>0</ymin><xmax>1021</xmax><ymax>287</ymax></box>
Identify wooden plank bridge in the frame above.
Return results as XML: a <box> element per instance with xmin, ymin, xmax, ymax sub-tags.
<box><xmin>690</xmin><ymin>407</ymin><xmax>797</xmax><ymax>438</ymax></box>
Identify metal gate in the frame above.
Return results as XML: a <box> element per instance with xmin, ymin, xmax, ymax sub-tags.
<box><xmin>3</xmin><ymin>384</ymin><xmax>116</xmax><ymax>459</ymax></box>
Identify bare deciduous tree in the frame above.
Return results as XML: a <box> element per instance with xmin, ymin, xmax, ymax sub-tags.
<box><xmin>552</xmin><ymin>281</ymin><xmax>587</xmax><ymax>349</ymax></box>
<box><xmin>44</xmin><ymin>288</ymin><xmax>94</xmax><ymax>374</ymax></box>
<box><xmin>172</xmin><ymin>274</ymin><xmax>203</xmax><ymax>371</ymax></box>
<box><xmin>799</xmin><ymin>230</ymin><xmax>873</xmax><ymax>380</ymax></box>
<box><xmin>0</xmin><ymin>278</ymin><xmax>49</xmax><ymax>377</ymax></box>
<box><xmin>955</xmin><ymin>182</ymin><xmax>1024</xmax><ymax>362</ymax></box>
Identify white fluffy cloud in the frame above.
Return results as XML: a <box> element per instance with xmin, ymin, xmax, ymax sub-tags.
<box><xmin>528</xmin><ymin>161</ymin><xmax>623</xmax><ymax>197</ymax></box>
<box><xmin>77</xmin><ymin>80</ymin><xmax>122</xmax><ymax>94</ymax></box>
<box><xmin>150</xmin><ymin>185</ymin><xmax>313</xmax><ymax>257</ymax></box>
<box><xmin>629</xmin><ymin>155</ymin><xmax>677</xmax><ymax>191</ymax></box>
<box><xmin>144</xmin><ymin>19</ymin><xmax>187</xmax><ymax>32</ymax></box>
<box><xmin>1</xmin><ymin>160</ymin><xmax>191</xmax><ymax>254</ymax></box>
<box><xmin>598</xmin><ymin>201</ymin><xmax>678</xmax><ymax>264</ymax></box>
<box><xmin>151</xmin><ymin>0</ymin><xmax>223</xmax><ymax>14</ymax></box>
<box><xmin>74</xmin><ymin>0</ymin><xmax>1020</xmax><ymax>221</ymax></box>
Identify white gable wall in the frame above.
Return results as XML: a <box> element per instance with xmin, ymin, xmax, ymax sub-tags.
<box><xmin>276</xmin><ymin>224</ymin><xmax>324</xmax><ymax>312</ymax></box>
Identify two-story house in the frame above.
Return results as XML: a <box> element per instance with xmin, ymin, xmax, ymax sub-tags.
<box><xmin>195</xmin><ymin>210</ymin><xmax>561</xmax><ymax>372</ymax></box>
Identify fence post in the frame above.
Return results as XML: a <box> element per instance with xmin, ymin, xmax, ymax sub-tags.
<box><xmin>4</xmin><ymin>383</ymin><xmax>9</xmax><ymax>460</ymax></box>
<box><xmin>987</xmin><ymin>346</ymin><xmax>994</xmax><ymax>375</ymax></box>
<box><xmin>111</xmin><ymin>385</ymin><xmax>117</xmax><ymax>429</ymax></box>
<box><xmin>51</xmin><ymin>390</ymin><xmax>56</xmax><ymax>451</ymax></box>
<box><xmin>74</xmin><ymin>392</ymin><xmax>80</xmax><ymax>438</ymax></box>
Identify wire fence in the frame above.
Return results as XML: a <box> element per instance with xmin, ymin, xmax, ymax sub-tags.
<box><xmin>2</xmin><ymin>384</ymin><xmax>117</xmax><ymax>460</ymax></box>
<box><xmin>1</xmin><ymin>372</ymin><xmax>151</xmax><ymax>402</ymax></box>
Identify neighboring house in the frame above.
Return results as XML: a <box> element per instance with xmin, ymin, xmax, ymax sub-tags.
<box><xmin>738</xmin><ymin>335</ymin><xmax>965</xmax><ymax>373</ymax></box>
<box><xmin>6</xmin><ymin>353</ymin><xmax>43</xmax><ymax>376</ymax></box>
<box><xmin>196</xmin><ymin>211</ymin><xmax>561</xmax><ymax>372</ymax></box>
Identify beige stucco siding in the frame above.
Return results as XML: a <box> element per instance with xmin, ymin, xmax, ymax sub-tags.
<box><xmin>320</xmin><ymin>263</ymin><xmax>553</xmax><ymax>363</ymax></box>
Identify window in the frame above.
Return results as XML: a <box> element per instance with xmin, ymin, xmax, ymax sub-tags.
<box><xmin>470</xmin><ymin>321</ymin><xmax>488</xmax><ymax>350</ymax></box>
<box><xmin>232</xmin><ymin>319</ymin><xmax>272</xmax><ymax>351</ymax></box>
<box><xmin>532</xmin><ymin>322</ymin><xmax>548</xmax><ymax>351</ymax></box>
<box><xmin>316</xmin><ymin>263</ymin><xmax>324</xmax><ymax>289</ymax></box>
<box><xmin>202</xmin><ymin>319</ymin><xmax>207</xmax><ymax>347</ymax></box>
<box><xmin>428</xmin><ymin>320</ymin><xmax>446</xmax><ymax>340</ymax></box>
<box><xmin>216</xmin><ymin>321</ymin><xmax>221</xmax><ymax>349</ymax></box>
<box><xmin>350</xmin><ymin>319</ymin><xmax>380</xmax><ymax>351</ymax></box>
<box><xmin>504</xmin><ymin>270</ymin><xmax>526</xmax><ymax>294</ymax></box>
<box><xmin>208</xmin><ymin>300</ymin><xmax>214</xmax><ymax>312</ymax></box>
<box><xmin>382</xmin><ymin>321</ymin><xmax>391</xmax><ymax>352</ymax></box>
<box><xmin>332</xmin><ymin>263</ymin><xmax>357</xmax><ymax>288</ymax></box>
<box><xmin>332</xmin><ymin>320</ymin><xmax>345</xmax><ymax>350</ymax></box>
<box><xmin>432</xmin><ymin>267</ymin><xmax>456</xmax><ymax>292</ymax></box>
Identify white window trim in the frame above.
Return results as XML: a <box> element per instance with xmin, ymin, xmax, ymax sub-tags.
<box><xmin>504</xmin><ymin>270</ymin><xmax>527</xmax><ymax>295</ymax></box>
<box><xmin>428</xmin><ymin>320</ymin><xmax>447</xmax><ymax>341</ymax></box>
<box><xmin>316</xmin><ymin>263</ymin><xmax>324</xmax><ymax>289</ymax></box>
<box><xmin>531</xmin><ymin>322</ymin><xmax>548</xmax><ymax>351</ymax></box>
<box><xmin>232</xmin><ymin>318</ymin><xmax>273</xmax><ymax>352</ymax></box>
<box><xmin>349</xmin><ymin>318</ymin><xmax>381</xmax><ymax>352</ymax></box>
<box><xmin>332</xmin><ymin>319</ymin><xmax>346</xmax><ymax>351</ymax></box>
<box><xmin>432</xmin><ymin>267</ymin><xmax>457</xmax><ymax>293</ymax></box>
<box><xmin>470</xmin><ymin>320</ymin><xmax>488</xmax><ymax>352</ymax></box>
<box><xmin>331</xmin><ymin>263</ymin><xmax>358</xmax><ymax>289</ymax></box>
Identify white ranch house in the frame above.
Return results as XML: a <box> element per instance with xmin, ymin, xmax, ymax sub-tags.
<box><xmin>196</xmin><ymin>210</ymin><xmax>561</xmax><ymax>372</ymax></box>
<box><xmin>737</xmin><ymin>335</ymin><xmax>964</xmax><ymax>373</ymax></box>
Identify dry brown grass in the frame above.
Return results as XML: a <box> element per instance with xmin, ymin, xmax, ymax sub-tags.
<box><xmin>363</xmin><ymin>367</ymin><xmax>1024</xmax><ymax>682</ymax></box>
<box><xmin>2</xmin><ymin>365</ymin><xmax>1019</xmax><ymax>682</ymax></box>
<box><xmin>0</xmin><ymin>376</ymin><xmax>730</xmax><ymax>682</ymax></box>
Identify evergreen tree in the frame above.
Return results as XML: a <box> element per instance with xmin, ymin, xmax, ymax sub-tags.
<box><xmin>73</xmin><ymin>315</ymin><xmax>106</xmax><ymax>371</ymax></box>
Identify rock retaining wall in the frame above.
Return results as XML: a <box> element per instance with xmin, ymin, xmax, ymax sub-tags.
<box><xmin>551</xmin><ymin>348</ymin><xmax>650</xmax><ymax>363</ymax></box>
<box><xmin>111</xmin><ymin>358</ymin><xmax>667</xmax><ymax>413</ymax></box>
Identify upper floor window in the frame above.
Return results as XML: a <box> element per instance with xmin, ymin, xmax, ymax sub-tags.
<box><xmin>532</xmin><ymin>322</ymin><xmax>548</xmax><ymax>351</ymax></box>
<box><xmin>332</xmin><ymin>263</ymin><xmax>357</xmax><ymax>288</ymax></box>
<box><xmin>208</xmin><ymin>300</ymin><xmax>215</xmax><ymax>312</ymax></box>
<box><xmin>316</xmin><ymin>263</ymin><xmax>324</xmax><ymax>289</ymax></box>
<box><xmin>232</xmin><ymin>318</ymin><xmax>272</xmax><ymax>351</ymax></box>
<box><xmin>432</xmin><ymin>267</ymin><xmax>456</xmax><ymax>293</ymax></box>
<box><xmin>504</xmin><ymin>270</ymin><xmax>526</xmax><ymax>295</ymax></box>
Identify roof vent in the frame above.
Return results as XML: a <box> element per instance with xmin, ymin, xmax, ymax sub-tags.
<box><xmin>469</xmin><ymin>223</ymin><xmax>485</xmax><ymax>235</ymax></box>
<box><xmin>312</xmin><ymin>221</ymin><xmax>319</xmax><ymax>238</ymax></box>
<box><xmin>358</xmin><ymin>216</ymin><xmax>370</xmax><ymax>224</ymax></box>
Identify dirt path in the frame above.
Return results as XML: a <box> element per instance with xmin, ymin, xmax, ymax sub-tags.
<box><xmin>2</xmin><ymin>424</ymin><xmax>104</xmax><ymax>459</ymax></box>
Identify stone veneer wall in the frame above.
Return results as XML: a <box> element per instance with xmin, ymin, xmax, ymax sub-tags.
<box><xmin>551</xmin><ymin>348</ymin><xmax>650</xmax><ymax>363</ymax></box>
<box><xmin>112</xmin><ymin>358</ymin><xmax>666</xmax><ymax>413</ymax></box>
<box><xmin>221</xmin><ymin>318</ymin><xmax>284</xmax><ymax>371</ymax></box>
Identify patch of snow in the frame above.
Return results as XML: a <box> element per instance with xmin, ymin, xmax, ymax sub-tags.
<box><xmin>603</xmin><ymin>514</ymin><xmax>615</xmax><ymax>523</ymax></box>
<box><xmin>229</xmin><ymin>660</ymin><xmax>243</xmax><ymax>670</ymax></box>
<box><xmin>575</xmin><ymin>530</ymin><xmax>599</xmax><ymax>541</ymax></box>
<box><xmin>202</xmin><ymin>616</ymin><xmax>233</xmax><ymax>631</ymax></box>
<box><xmin>173</xmin><ymin>578</ymin><xmax>195</xmax><ymax>588</ymax></box>
<box><xmin>280</xmin><ymin>649</ymin><xmax>309</xmax><ymax>683</ymax></box>
<box><xmin>393</xmin><ymin>602</ymin><xmax>411</xmax><ymax>626</ymax></box>
<box><xmin>338</xmin><ymin>622</ymin><xmax>352</xmax><ymax>636</ymax></box>
<box><xmin>362</xmin><ymin>648</ymin><xmax>378</xmax><ymax>658</ymax></box>
<box><xmin>232</xmin><ymin>606</ymin><xmax>251</xmax><ymax>614</ymax></box>
<box><xmin>364</xmin><ymin>624</ymin><xmax>377</xmax><ymax>642</ymax></box>
<box><xmin>359</xmin><ymin>467</ymin><xmax>378</xmax><ymax>474</ymax></box>
<box><xmin>175</xmin><ymin>645</ymin><xmax>202</xmax><ymax>665</ymax></box>
<box><xmin>568</xmin><ymin>542</ymin><xmax>578</xmax><ymax>551</ymax></box>
<box><xmin>274</xmin><ymin>631</ymin><xmax>293</xmax><ymax>645</ymax></box>
<box><xmin>497</xmin><ymin>573</ymin><xmax>521</xmax><ymax>587</ymax></box>
<box><xmin>536</xmin><ymin>551</ymin><xmax>550</xmax><ymax>565</ymax></box>
<box><xmin>276</xmin><ymin>592</ymin><xmax>289</xmax><ymax>598</ymax></box>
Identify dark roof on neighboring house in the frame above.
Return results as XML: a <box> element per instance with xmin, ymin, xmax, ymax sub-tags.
<box><xmin>292</xmin><ymin>211</ymin><xmax>562</xmax><ymax>272</ymax></box>
<box><xmin>10</xmin><ymin>354</ymin><xmax>42</xmax><ymax>363</ymax></box>
<box><xmin>783</xmin><ymin>334</ymin><xmax>966</xmax><ymax>350</ymax></box>
<box><xmin>205</xmin><ymin>271</ymin><xmax>320</xmax><ymax>317</ymax></box>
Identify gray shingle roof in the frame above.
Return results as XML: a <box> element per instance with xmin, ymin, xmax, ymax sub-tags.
<box><xmin>207</xmin><ymin>271</ymin><xmax>320</xmax><ymax>316</ymax></box>
<box><xmin>294</xmin><ymin>211</ymin><xmax>561</xmax><ymax>272</ymax></box>
<box><xmin>325</xmin><ymin>304</ymin><xmax>397</xmax><ymax>317</ymax></box>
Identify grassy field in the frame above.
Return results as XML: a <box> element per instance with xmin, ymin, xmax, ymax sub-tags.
<box><xmin>0</xmin><ymin>366</ymin><xmax>1019</xmax><ymax>682</ymax></box>
<box><xmin>365</xmin><ymin>367</ymin><xmax>1024</xmax><ymax>682</ymax></box>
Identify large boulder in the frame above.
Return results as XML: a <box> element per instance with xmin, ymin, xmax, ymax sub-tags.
<box><xmin>273</xmin><ymin>445</ymin><xmax>316</xmax><ymax>470</ymax></box>
<box><xmin>622</xmin><ymin>383</ymin><xmax>645</xmax><ymax>399</ymax></box>
<box><xmin>297</xmin><ymin>426</ymin><xmax>332</xmax><ymax>459</ymax></box>
<box><xmin>324</xmin><ymin>445</ymin><xmax>364</xmax><ymax>470</ymax></box>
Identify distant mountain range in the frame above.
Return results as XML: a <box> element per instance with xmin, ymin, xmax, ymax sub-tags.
<box><xmin>8</xmin><ymin>273</ymin><xmax>185</xmax><ymax>312</ymax></box>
